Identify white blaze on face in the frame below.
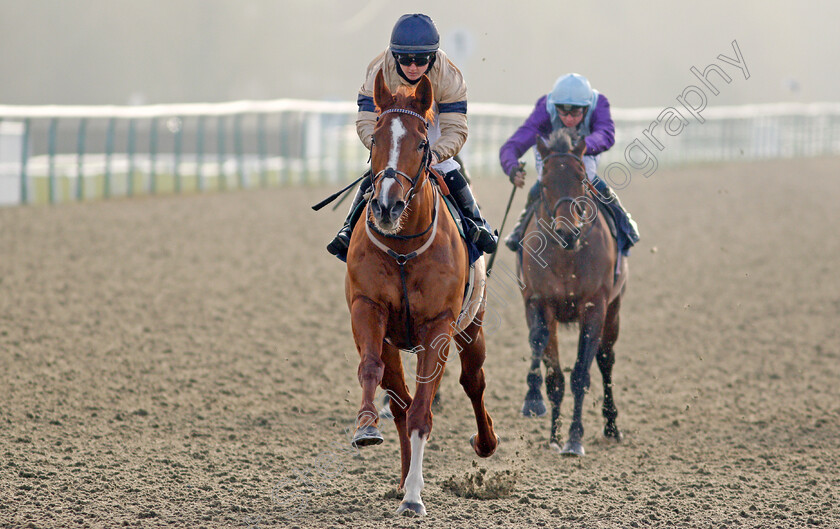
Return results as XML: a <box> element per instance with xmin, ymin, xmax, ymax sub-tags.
<box><xmin>388</xmin><ymin>116</ymin><xmax>406</xmax><ymax>168</ymax></box>
<box><xmin>380</xmin><ymin>117</ymin><xmax>407</xmax><ymax>203</ymax></box>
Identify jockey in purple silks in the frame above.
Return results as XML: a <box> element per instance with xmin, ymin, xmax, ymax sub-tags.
<box><xmin>499</xmin><ymin>73</ymin><xmax>640</xmax><ymax>256</ymax></box>
<box><xmin>326</xmin><ymin>13</ymin><xmax>497</xmax><ymax>262</ymax></box>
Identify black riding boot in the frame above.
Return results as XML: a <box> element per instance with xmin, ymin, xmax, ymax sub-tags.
<box><xmin>591</xmin><ymin>177</ymin><xmax>640</xmax><ymax>255</ymax></box>
<box><xmin>446</xmin><ymin>169</ymin><xmax>498</xmax><ymax>254</ymax></box>
<box><xmin>504</xmin><ymin>182</ymin><xmax>541</xmax><ymax>252</ymax></box>
<box><xmin>326</xmin><ymin>176</ymin><xmax>370</xmax><ymax>261</ymax></box>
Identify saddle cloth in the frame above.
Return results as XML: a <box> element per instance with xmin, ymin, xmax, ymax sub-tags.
<box><xmin>596</xmin><ymin>201</ymin><xmax>625</xmax><ymax>278</ymax></box>
<box><xmin>453</xmin><ymin>252</ymin><xmax>485</xmax><ymax>334</ymax></box>
<box><xmin>436</xmin><ymin>192</ymin><xmax>484</xmax><ymax>332</ymax></box>
<box><xmin>441</xmin><ymin>194</ymin><xmax>482</xmax><ymax>265</ymax></box>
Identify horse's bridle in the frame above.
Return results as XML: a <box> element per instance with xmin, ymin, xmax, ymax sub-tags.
<box><xmin>538</xmin><ymin>151</ymin><xmax>599</xmax><ymax>245</ymax></box>
<box><xmin>369</xmin><ymin>108</ymin><xmax>432</xmax><ymax>210</ymax></box>
<box><xmin>364</xmin><ymin>107</ymin><xmax>438</xmax><ymax>349</ymax></box>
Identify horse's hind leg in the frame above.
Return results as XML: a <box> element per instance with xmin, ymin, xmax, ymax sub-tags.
<box><xmin>455</xmin><ymin>314</ymin><xmax>499</xmax><ymax>458</ymax></box>
<box><xmin>596</xmin><ymin>297</ymin><xmax>623</xmax><ymax>441</ymax></box>
<box><xmin>380</xmin><ymin>342</ymin><xmax>414</xmax><ymax>488</ymax></box>
<box><xmin>380</xmin><ymin>376</ymin><xmax>438</xmax><ymax>419</ymax></box>
<box><xmin>522</xmin><ymin>302</ymin><xmax>551</xmax><ymax>417</ymax></box>
<box><xmin>563</xmin><ymin>298</ymin><xmax>607</xmax><ymax>457</ymax></box>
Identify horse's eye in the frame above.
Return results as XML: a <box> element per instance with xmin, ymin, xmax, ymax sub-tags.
<box><xmin>418</xmin><ymin>140</ymin><xmax>427</xmax><ymax>151</ymax></box>
<box><xmin>370</xmin><ymin>136</ymin><xmax>376</xmax><ymax>146</ymax></box>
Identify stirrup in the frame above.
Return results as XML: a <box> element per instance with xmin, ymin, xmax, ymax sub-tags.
<box><xmin>476</xmin><ymin>229</ymin><xmax>498</xmax><ymax>254</ymax></box>
<box><xmin>504</xmin><ymin>230</ymin><xmax>522</xmax><ymax>252</ymax></box>
<box><xmin>504</xmin><ymin>210</ymin><xmax>532</xmax><ymax>252</ymax></box>
<box><xmin>467</xmin><ymin>221</ymin><xmax>498</xmax><ymax>254</ymax></box>
<box><xmin>326</xmin><ymin>225</ymin><xmax>352</xmax><ymax>258</ymax></box>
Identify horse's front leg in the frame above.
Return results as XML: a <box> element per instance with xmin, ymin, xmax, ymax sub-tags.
<box><xmin>380</xmin><ymin>341</ymin><xmax>413</xmax><ymax>489</ymax></box>
<box><xmin>539</xmin><ymin>311</ymin><xmax>564</xmax><ymax>450</ymax></box>
<box><xmin>522</xmin><ymin>300</ymin><xmax>552</xmax><ymax>417</ymax></box>
<box><xmin>350</xmin><ymin>297</ymin><xmax>388</xmax><ymax>447</ymax></box>
<box><xmin>562</xmin><ymin>296</ymin><xmax>607</xmax><ymax>457</ymax></box>
<box><xmin>396</xmin><ymin>313</ymin><xmax>453</xmax><ymax>516</ymax></box>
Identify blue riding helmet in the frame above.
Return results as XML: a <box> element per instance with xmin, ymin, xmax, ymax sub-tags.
<box><xmin>547</xmin><ymin>73</ymin><xmax>594</xmax><ymax>109</ymax></box>
<box><xmin>390</xmin><ymin>14</ymin><xmax>440</xmax><ymax>54</ymax></box>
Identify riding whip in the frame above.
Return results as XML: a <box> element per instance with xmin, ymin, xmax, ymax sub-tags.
<box><xmin>311</xmin><ymin>172</ymin><xmax>369</xmax><ymax>211</ymax></box>
<box><xmin>486</xmin><ymin>161</ymin><xmax>525</xmax><ymax>275</ymax></box>
<box><xmin>331</xmin><ymin>182</ymin><xmax>355</xmax><ymax>210</ymax></box>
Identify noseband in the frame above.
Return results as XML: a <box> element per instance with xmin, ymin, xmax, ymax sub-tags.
<box><xmin>369</xmin><ymin>108</ymin><xmax>431</xmax><ymax>208</ymax></box>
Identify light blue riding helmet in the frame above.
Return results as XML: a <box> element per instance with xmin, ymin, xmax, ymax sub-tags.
<box><xmin>546</xmin><ymin>73</ymin><xmax>599</xmax><ymax>128</ymax></box>
<box><xmin>547</xmin><ymin>73</ymin><xmax>594</xmax><ymax>108</ymax></box>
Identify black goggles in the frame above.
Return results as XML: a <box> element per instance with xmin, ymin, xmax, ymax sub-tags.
<box><xmin>555</xmin><ymin>105</ymin><xmax>586</xmax><ymax>117</ymax></box>
<box><xmin>393</xmin><ymin>53</ymin><xmax>433</xmax><ymax>67</ymax></box>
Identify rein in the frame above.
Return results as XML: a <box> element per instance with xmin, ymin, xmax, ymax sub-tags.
<box><xmin>365</xmin><ymin>187</ymin><xmax>440</xmax><ymax>349</ymax></box>
<box><xmin>368</xmin><ymin>108</ymin><xmax>432</xmax><ymax>221</ymax></box>
<box><xmin>538</xmin><ymin>151</ymin><xmax>598</xmax><ymax>246</ymax></box>
<box><xmin>364</xmin><ymin>106</ymin><xmax>437</xmax><ymax>348</ymax></box>
<box><xmin>542</xmin><ymin>151</ymin><xmax>603</xmax><ymax>198</ymax></box>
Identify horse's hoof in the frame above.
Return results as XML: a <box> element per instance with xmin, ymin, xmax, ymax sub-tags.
<box><xmin>560</xmin><ymin>440</ymin><xmax>585</xmax><ymax>457</ymax></box>
<box><xmin>469</xmin><ymin>433</ymin><xmax>500</xmax><ymax>458</ymax></box>
<box><xmin>396</xmin><ymin>501</ymin><xmax>426</xmax><ymax>516</ymax></box>
<box><xmin>520</xmin><ymin>399</ymin><xmax>547</xmax><ymax>418</ymax></box>
<box><xmin>603</xmin><ymin>426</ymin><xmax>623</xmax><ymax>443</ymax></box>
<box><xmin>378</xmin><ymin>404</ymin><xmax>394</xmax><ymax>420</ymax></box>
<box><xmin>351</xmin><ymin>425</ymin><xmax>384</xmax><ymax>448</ymax></box>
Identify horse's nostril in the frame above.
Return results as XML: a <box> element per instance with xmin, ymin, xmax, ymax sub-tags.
<box><xmin>369</xmin><ymin>199</ymin><xmax>381</xmax><ymax>217</ymax></box>
<box><xmin>390</xmin><ymin>201</ymin><xmax>406</xmax><ymax>222</ymax></box>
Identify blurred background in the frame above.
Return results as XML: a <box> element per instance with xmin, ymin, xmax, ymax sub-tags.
<box><xmin>1</xmin><ymin>0</ymin><xmax>835</xmax><ymax>106</ymax></box>
<box><xmin>1</xmin><ymin>0</ymin><xmax>839</xmax><ymax>205</ymax></box>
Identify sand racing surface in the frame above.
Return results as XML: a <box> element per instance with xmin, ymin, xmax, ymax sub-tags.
<box><xmin>1</xmin><ymin>157</ymin><xmax>839</xmax><ymax>528</ymax></box>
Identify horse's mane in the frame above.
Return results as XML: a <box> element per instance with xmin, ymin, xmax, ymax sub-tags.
<box><xmin>376</xmin><ymin>84</ymin><xmax>436</xmax><ymax>123</ymax></box>
<box><xmin>544</xmin><ymin>128</ymin><xmax>581</xmax><ymax>154</ymax></box>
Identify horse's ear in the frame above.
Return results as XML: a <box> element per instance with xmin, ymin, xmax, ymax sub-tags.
<box><xmin>535</xmin><ymin>134</ymin><xmax>550</xmax><ymax>157</ymax></box>
<box><xmin>373</xmin><ymin>69</ymin><xmax>394</xmax><ymax>110</ymax></box>
<box><xmin>413</xmin><ymin>75</ymin><xmax>434</xmax><ymax>115</ymax></box>
<box><xmin>573</xmin><ymin>137</ymin><xmax>587</xmax><ymax>157</ymax></box>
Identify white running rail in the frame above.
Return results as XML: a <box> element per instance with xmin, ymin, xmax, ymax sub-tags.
<box><xmin>2</xmin><ymin>100</ymin><xmax>839</xmax><ymax>205</ymax></box>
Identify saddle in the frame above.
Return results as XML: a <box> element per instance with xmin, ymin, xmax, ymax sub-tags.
<box><xmin>595</xmin><ymin>200</ymin><xmax>625</xmax><ymax>280</ymax></box>
<box><xmin>433</xmin><ymin>177</ymin><xmax>483</xmax><ymax>329</ymax></box>
<box><xmin>596</xmin><ymin>200</ymin><xmax>619</xmax><ymax>243</ymax></box>
<box><xmin>440</xmin><ymin>192</ymin><xmax>482</xmax><ymax>266</ymax></box>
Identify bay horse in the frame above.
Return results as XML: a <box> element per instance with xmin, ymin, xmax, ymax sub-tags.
<box><xmin>345</xmin><ymin>70</ymin><xmax>498</xmax><ymax>515</ymax></box>
<box><xmin>517</xmin><ymin>128</ymin><xmax>627</xmax><ymax>456</ymax></box>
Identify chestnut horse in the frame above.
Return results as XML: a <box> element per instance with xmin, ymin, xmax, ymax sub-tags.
<box><xmin>517</xmin><ymin>129</ymin><xmax>626</xmax><ymax>456</ymax></box>
<box><xmin>345</xmin><ymin>70</ymin><xmax>498</xmax><ymax>515</ymax></box>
